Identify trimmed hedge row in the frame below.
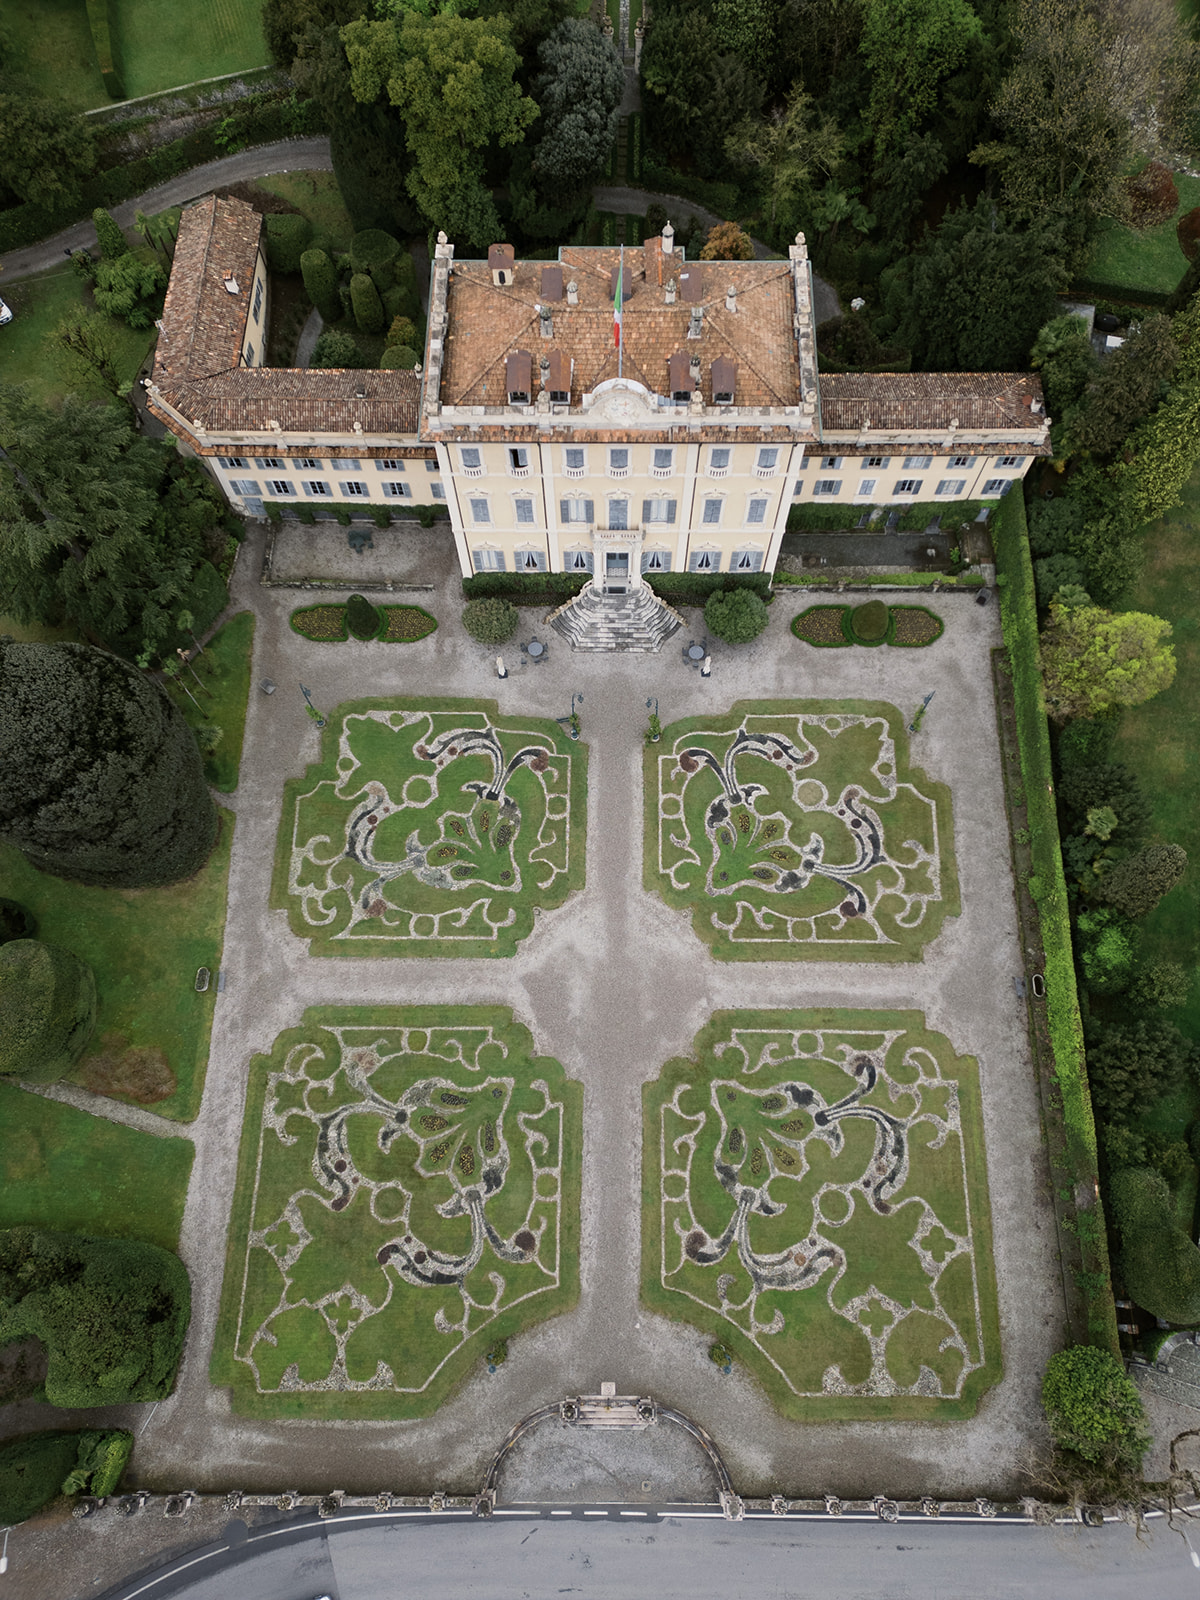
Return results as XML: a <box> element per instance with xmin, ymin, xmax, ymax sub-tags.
<box><xmin>645</xmin><ymin>571</ymin><xmax>771</xmax><ymax>606</ymax></box>
<box><xmin>0</xmin><ymin>91</ymin><xmax>324</xmax><ymax>254</ymax></box>
<box><xmin>787</xmin><ymin>501</ymin><xmax>986</xmax><ymax>535</ymax></box>
<box><xmin>265</xmin><ymin>501</ymin><xmax>448</xmax><ymax>529</ymax></box>
<box><xmin>462</xmin><ymin>571</ymin><xmax>588</xmax><ymax>605</ymax></box>
<box><xmin>992</xmin><ymin>490</ymin><xmax>1118</xmax><ymax>1352</ymax></box>
<box><xmin>289</xmin><ymin>602</ymin><xmax>437</xmax><ymax>643</ymax></box>
<box><xmin>775</xmin><ymin>570</ymin><xmax>987</xmax><ymax>588</ymax></box>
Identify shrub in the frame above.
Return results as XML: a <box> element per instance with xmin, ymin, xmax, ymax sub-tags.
<box><xmin>700</xmin><ymin>221</ymin><xmax>754</xmax><ymax>261</ymax></box>
<box><xmin>346</xmin><ymin>593</ymin><xmax>381</xmax><ymax>640</ymax></box>
<box><xmin>1110</xmin><ymin>1167</ymin><xmax>1200</xmax><ymax>1324</ymax></box>
<box><xmin>1129</xmin><ymin>958</ymin><xmax>1191</xmax><ymax>1010</ymax></box>
<box><xmin>1125</xmin><ymin>161</ymin><xmax>1179</xmax><ymax>229</ymax></box>
<box><xmin>645</xmin><ymin>571</ymin><xmax>771</xmax><ymax>605</ymax></box>
<box><xmin>350</xmin><ymin>228</ymin><xmax>402</xmax><ymax>289</ymax></box>
<box><xmin>704</xmin><ymin>587</ymin><xmax>769</xmax><ymax>643</ymax></box>
<box><xmin>0</xmin><ymin>899</ymin><xmax>35</xmax><ymax>944</ymax></box>
<box><xmin>1086</xmin><ymin>1018</ymin><xmax>1194</xmax><ymax>1123</ymax></box>
<box><xmin>350</xmin><ymin>272</ymin><xmax>385</xmax><ymax>335</ymax></box>
<box><xmin>1042</xmin><ymin>1346</ymin><xmax>1149</xmax><ymax>1472</ymax></box>
<box><xmin>0</xmin><ymin>1428</ymin><xmax>131</xmax><ymax>1525</ymax></box>
<box><xmin>91</xmin><ymin>251</ymin><xmax>166</xmax><ymax>329</ymax></box>
<box><xmin>0</xmin><ymin>1228</ymin><xmax>191</xmax><ymax>1407</ymax></box>
<box><xmin>379</xmin><ymin>345</ymin><xmax>419</xmax><ymax>369</ymax></box>
<box><xmin>300</xmin><ymin>248</ymin><xmax>340</xmax><ymax>322</ymax></box>
<box><xmin>0</xmin><ymin>940</ymin><xmax>96</xmax><ymax>1083</ymax></box>
<box><xmin>849</xmin><ymin>599</ymin><xmax>889</xmax><ymax>642</ymax></box>
<box><xmin>385</xmin><ymin>315</ymin><xmax>418</xmax><ymax>349</ymax></box>
<box><xmin>91</xmin><ymin>206</ymin><xmax>127</xmax><ymax>259</ymax></box>
<box><xmin>310</xmin><ymin>328</ymin><xmax>367</xmax><ymax>369</ymax></box>
<box><xmin>1097</xmin><ymin>842</ymin><xmax>1188</xmax><ymax>920</ymax></box>
<box><xmin>265</xmin><ymin>212</ymin><xmax>312</xmax><ymax>273</ymax></box>
<box><xmin>0</xmin><ymin>642</ymin><xmax>218</xmax><ymax>889</ymax></box>
<box><xmin>462</xmin><ymin>597</ymin><xmax>519</xmax><ymax>644</ymax></box>
<box><xmin>1177</xmin><ymin>207</ymin><xmax>1200</xmax><ymax>263</ymax></box>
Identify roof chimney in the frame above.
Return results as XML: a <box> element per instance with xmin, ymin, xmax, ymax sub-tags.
<box><xmin>665</xmin><ymin>278</ymin><xmax>676</xmax><ymax>305</ymax></box>
<box><xmin>662</xmin><ymin>222</ymin><xmax>674</xmax><ymax>255</ymax></box>
<box><xmin>688</xmin><ymin>308</ymin><xmax>702</xmax><ymax>340</ymax></box>
<box><xmin>725</xmin><ymin>284</ymin><xmax>737</xmax><ymax>313</ymax></box>
<box><xmin>488</xmin><ymin>242</ymin><xmax>516</xmax><ymax>287</ymax></box>
<box><xmin>538</xmin><ymin>303</ymin><xmax>553</xmax><ymax>339</ymax></box>
<box><xmin>567</xmin><ymin>279</ymin><xmax>578</xmax><ymax>305</ymax></box>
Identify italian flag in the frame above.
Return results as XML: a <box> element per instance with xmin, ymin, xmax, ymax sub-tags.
<box><xmin>613</xmin><ymin>260</ymin><xmax>622</xmax><ymax>348</ymax></box>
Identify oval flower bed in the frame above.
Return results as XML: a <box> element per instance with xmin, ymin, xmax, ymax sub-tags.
<box><xmin>792</xmin><ymin>603</ymin><xmax>944</xmax><ymax>648</ymax></box>
<box><xmin>290</xmin><ymin>603</ymin><xmax>437</xmax><ymax>643</ymax></box>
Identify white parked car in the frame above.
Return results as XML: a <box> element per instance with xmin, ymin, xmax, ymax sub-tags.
<box><xmin>0</xmin><ymin>299</ymin><xmax>12</xmax><ymax>325</ymax></box>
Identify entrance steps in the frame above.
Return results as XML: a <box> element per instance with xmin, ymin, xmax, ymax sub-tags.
<box><xmin>548</xmin><ymin>581</ymin><xmax>683</xmax><ymax>652</ymax></box>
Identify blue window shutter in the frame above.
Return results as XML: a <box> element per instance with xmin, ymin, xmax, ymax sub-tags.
<box><xmin>666</xmin><ymin>499</ymin><xmax>677</xmax><ymax>523</ymax></box>
<box><xmin>641</xmin><ymin>500</ymin><xmax>651</xmax><ymax>523</ymax></box>
<box><xmin>560</xmin><ymin>499</ymin><xmax>569</xmax><ymax>522</ymax></box>
<box><xmin>584</xmin><ymin>499</ymin><xmax>594</xmax><ymax>522</ymax></box>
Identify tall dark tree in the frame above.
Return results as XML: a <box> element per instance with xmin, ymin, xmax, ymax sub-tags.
<box><xmin>641</xmin><ymin>6</ymin><xmax>764</xmax><ymax>177</ymax></box>
<box><xmin>1065</xmin><ymin>314</ymin><xmax>1179</xmax><ymax>458</ymax></box>
<box><xmin>0</xmin><ymin>92</ymin><xmax>95</xmax><ymax>209</ymax></box>
<box><xmin>262</xmin><ymin>0</ymin><xmax>367</xmax><ymax>67</ymax></box>
<box><xmin>0</xmin><ymin>642</ymin><xmax>218</xmax><ymax>888</ymax></box>
<box><xmin>531</xmin><ymin>19</ymin><xmax>624</xmax><ymax>201</ymax></box>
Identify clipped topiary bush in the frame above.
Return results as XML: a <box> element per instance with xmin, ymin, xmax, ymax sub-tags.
<box><xmin>0</xmin><ymin>1228</ymin><xmax>191</xmax><ymax>1407</ymax></box>
<box><xmin>379</xmin><ymin>345</ymin><xmax>419</xmax><ymax>370</ymax></box>
<box><xmin>345</xmin><ymin>593</ymin><xmax>381</xmax><ymax>640</ymax></box>
<box><xmin>0</xmin><ymin>939</ymin><xmax>96</xmax><ymax>1083</ymax></box>
<box><xmin>704</xmin><ymin>587</ymin><xmax>768</xmax><ymax>643</ymax></box>
<box><xmin>310</xmin><ymin>328</ymin><xmax>367</xmax><ymax>369</ymax></box>
<box><xmin>1110</xmin><ymin>1166</ymin><xmax>1200</xmax><ymax>1324</ymax></box>
<box><xmin>350</xmin><ymin>228</ymin><xmax>402</xmax><ymax>289</ymax></box>
<box><xmin>1041</xmin><ymin>1346</ymin><xmax>1148</xmax><ymax>1472</ymax></box>
<box><xmin>0</xmin><ymin>1428</ymin><xmax>131</xmax><ymax>1525</ymax></box>
<box><xmin>350</xmin><ymin>272</ymin><xmax>385</xmax><ymax>335</ymax></box>
<box><xmin>385</xmin><ymin>315</ymin><xmax>417</xmax><ymax>349</ymax></box>
<box><xmin>0</xmin><ymin>899</ymin><xmax>35</xmax><ymax>944</ymax></box>
<box><xmin>462</xmin><ymin>597</ymin><xmax>519</xmax><ymax>644</ymax></box>
<box><xmin>848</xmin><ymin>599</ymin><xmax>889</xmax><ymax>643</ymax></box>
<box><xmin>300</xmin><ymin>248</ymin><xmax>341</xmax><ymax>322</ymax></box>
<box><xmin>264</xmin><ymin>212</ymin><xmax>312</xmax><ymax>274</ymax></box>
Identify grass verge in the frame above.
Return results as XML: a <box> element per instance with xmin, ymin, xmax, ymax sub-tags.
<box><xmin>1083</xmin><ymin>172</ymin><xmax>1200</xmax><ymax>298</ymax></box>
<box><xmin>173</xmin><ymin>610</ymin><xmax>254</xmax><ymax>793</ymax></box>
<box><xmin>211</xmin><ymin>1004</ymin><xmax>582</xmax><ymax>1418</ymax></box>
<box><xmin>0</xmin><ymin>1082</ymin><xmax>193</xmax><ymax>1251</ymax></box>
<box><xmin>4</xmin><ymin>0</ymin><xmax>107</xmax><ymax>108</ymax></box>
<box><xmin>0</xmin><ymin>269</ymin><xmax>154</xmax><ymax>409</ymax></box>
<box><xmin>641</xmin><ymin>1007</ymin><xmax>1001</xmax><ymax>1420</ymax></box>
<box><xmin>110</xmin><ymin>0</ymin><xmax>270</xmax><ymax>99</ymax></box>
<box><xmin>0</xmin><ymin>808</ymin><xmax>234</xmax><ymax>1123</ymax></box>
<box><xmin>255</xmin><ymin>172</ymin><xmax>356</xmax><ymax>254</ymax></box>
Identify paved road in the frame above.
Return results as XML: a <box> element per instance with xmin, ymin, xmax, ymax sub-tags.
<box><xmin>91</xmin><ymin>1508</ymin><xmax>1200</xmax><ymax>1600</ymax></box>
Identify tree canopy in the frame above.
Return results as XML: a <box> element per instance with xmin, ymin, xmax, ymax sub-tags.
<box><xmin>529</xmin><ymin>19</ymin><xmax>623</xmax><ymax>201</ymax></box>
<box><xmin>1039</xmin><ymin>601</ymin><xmax>1175</xmax><ymax>722</ymax></box>
<box><xmin>859</xmin><ymin>0</ymin><xmax>983</xmax><ymax>162</ymax></box>
<box><xmin>0</xmin><ymin>92</ymin><xmax>95</xmax><ymax>209</ymax></box>
<box><xmin>0</xmin><ymin>641</ymin><xmax>218</xmax><ymax>888</ymax></box>
<box><xmin>1041</xmin><ymin>1345</ymin><xmax>1149</xmax><ymax>1474</ymax></box>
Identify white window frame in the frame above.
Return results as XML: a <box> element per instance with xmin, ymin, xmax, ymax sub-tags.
<box><xmin>893</xmin><ymin>479</ymin><xmax>922</xmax><ymax>495</ymax></box>
<box><xmin>949</xmin><ymin>454</ymin><xmax>976</xmax><ymax>468</ymax></box>
<box><xmin>339</xmin><ymin>480</ymin><xmax>369</xmax><ymax>497</ymax></box>
<box><xmin>995</xmin><ymin>455</ymin><xmax>1026</xmax><ymax>468</ymax></box>
<box><xmin>431</xmin><ymin>483</ymin><xmax>446</xmax><ymax>499</ymax></box>
<box><xmin>756</xmin><ymin>447</ymin><xmax>780</xmax><ymax>477</ymax></box>
<box><xmin>732</xmin><ymin>547</ymin><xmax>763</xmax><ymax>572</ymax></box>
<box><xmin>856</xmin><ymin>478</ymin><xmax>877</xmax><ymax>498</ymax></box>
<box><xmin>641</xmin><ymin>547</ymin><xmax>672</xmax><ymax>573</ymax></box>
<box><xmin>863</xmin><ymin>455</ymin><xmax>889</xmax><ymax>469</ymax></box>
<box><xmin>607</xmin><ymin>497</ymin><xmax>629</xmax><ymax>530</ymax></box>
<box><xmin>473</xmin><ymin>548</ymin><xmax>505</xmax><ymax>571</ymax></box>
<box><xmin>515</xmin><ymin>546</ymin><xmax>546</xmax><ymax>571</ymax></box>
<box><xmin>460</xmin><ymin>446</ymin><xmax>484</xmax><ymax>476</ymax></box>
<box><xmin>508</xmin><ymin>446</ymin><xmax>531</xmax><ymax>477</ymax></box>
<box><xmin>380</xmin><ymin>458</ymin><xmax>406</xmax><ymax>472</ymax></box>
<box><xmin>513</xmin><ymin>496</ymin><xmax>536</xmax><ymax>525</ymax></box>
<box><xmin>702</xmin><ymin>497</ymin><xmax>723</xmax><ymax>525</ymax></box>
<box><xmin>981</xmin><ymin>478</ymin><xmax>1012</xmax><ymax>497</ymax></box>
<box><xmin>560</xmin><ymin>497</ymin><xmax>594</xmax><ymax>524</ymax></box>
<box><xmin>218</xmin><ymin>455</ymin><xmax>249</xmax><ymax>470</ymax></box>
<box><xmin>643</xmin><ymin>497</ymin><xmax>677</xmax><ymax>524</ymax></box>
<box><xmin>296</xmin><ymin>457</ymin><xmax>321</xmax><ymax>470</ymax></box>
<box><xmin>688</xmin><ymin>548</ymin><xmax>721</xmax><ymax>573</ymax></box>
<box><xmin>255</xmin><ymin>456</ymin><xmax>284</xmax><ymax>470</ymax></box>
<box><xmin>469</xmin><ymin>496</ymin><xmax>491</xmax><ymax>524</ymax></box>
<box><xmin>608</xmin><ymin>447</ymin><xmax>630</xmax><ymax>478</ymax></box>
<box><xmin>935</xmin><ymin>479</ymin><xmax>967</xmax><ymax>497</ymax></box>
<box><xmin>903</xmin><ymin>455</ymin><xmax>933</xmax><ymax>470</ymax></box>
<box><xmin>563</xmin><ymin>446</ymin><xmax>586</xmax><ymax>478</ymax></box>
<box><xmin>651</xmin><ymin>447</ymin><xmax>674</xmax><ymax>478</ymax></box>
<box><xmin>332</xmin><ymin>459</ymin><xmax>362</xmax><ymax>473</ymax></box>
<box><xmin>424</xmin><ymin>459</ymin><xmax>439</xmax><ymax>472</ymax></box>
<box><xmin>265</xmin><ymin>479</ymin><xmax>294</xmax><ymax>497</ymax></box>
<box><xmin>382</xmin><ymin>481</ymin><xmax>411</xmax><ymax>499</ymax></box>
<box><xmin>229</xmin><ymin>478</ymin><xmax>260</xmax><ymax>497</ymax></box>
<box><xmin>252</xmin><ymin>280</ymin><xmax>263</xmax><ymax>324</ymax></box>
<box><xmin>813</xmin><ymin>480</ymin><xmax>841</xmax><ymax>498</ymax></box>
<box><xmin>818</xmin><ymin>454</ymin><xmax>841</xmax><ymax>471</ymax></box>
<box><xmin>708</xmin><ymin>446</ymin><xmax>731</xmax><ymax>477</ymax></box>
<box><xmin>746</xmin><ymin>496</ymin><xmax>768</xmax><ymax>524</ymax></box>
<box><xmin>565</xmin><ymin>547</ymin><xmax>594</xmax><ymax>572</ymax></box>
<box><xmin>303</xmin><ymin>480</ymin><xmax>331</xmax><ymax>497</ymax></box>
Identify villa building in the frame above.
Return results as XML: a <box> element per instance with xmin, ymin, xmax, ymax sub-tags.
<box><xmin>146</xmin><ymin>196</ymin><xmax>1051</xmax><ymax>595</ymax></box>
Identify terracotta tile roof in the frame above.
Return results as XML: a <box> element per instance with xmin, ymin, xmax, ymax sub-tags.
<box><xmin>150</xmin><ymin>193</ymin><xmax>420</xmax><ymax>437</ymax></box>
<box><xmin>439</xmin><ymin>245</ymin><xmax>801</xmax><ymax>410</ymax></box>
<box><xmin>152</xmin><ymin>194</ymin><xmax>262</xmax><ymax>385</ymax></box>
<box><xmin>154</xmin><ymin>367</ymin><xmax>421</xmax><ymax>435</ymax></box>
<box><xmin>818</xmin><ymin>372</ymin><xmax>1047</xmax><ymax>434</ymax></box>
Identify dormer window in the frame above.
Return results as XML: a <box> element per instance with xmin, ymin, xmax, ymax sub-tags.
<box><xmin>679</xmin><ymin>268</ymin><xmax>703</xmax><ymax>303</ymax></box>
<box><xmin>505</xmin><ymin>350</ymin><xmax>532</xmax><ymax>405</ymax></box>
<box><xmin>711</xmin><ymin>356</ymin><xmax>736</xmax><ymax>405</ymax></box>
<box><xmin>544</xmin><ymin>348</ymin><xmax>570</xmax><ymax>404</ymax></box>
<box><xmin>667</xmin><ymin>352</ymin><xmax>693</xmax><ymax>404</ymax></box>
<box><xmin>488</xmin><ymin>243</ymin><xmax>515</xmax><ymax>287</ymax></box>
<box><xmin>541</xmin><ymin>265</ymin><xmax>563</xmax><ymax>302</ymax></box>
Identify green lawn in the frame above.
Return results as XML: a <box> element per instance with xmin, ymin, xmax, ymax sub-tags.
<box><xmin>0</xmin><ymin>808</ymin><xmax>234</xmax><ymax>1122</ymax></box>
<box><xmin>4</xmin><ymin>0</ymin><xmax>107</xmax><ymax>108</ymax></box>
<box><xmin>273</xmin><ymin>699</ymin><xmax>587</xmax><ymax>959</ymax></box>
<box><xmin>255</xmin><ymin>173</ymin><xmax>356</xmax><ymax>255</ymax></box>
<box><xmin>1085</xmin><ymin>173</ymin><xmax>1200</xmax><ymax>297</ymax></box>
<box><xmin>1109</xmin><ymin>469</ymin><xmax>1200</xmax><ymax>1038</ymax></box>
<box><xmin>644</xmin><ymin>700</ymin><xmax>959</xmax><ymax>962</ymax></box>
<box><xmin>0</xmin><ymin>1082</ymin><xmax>193</xmax><ymax>1251</ymax></box>
<box><xmin>212</xmin><ymin>1005</ymin><xmax>582</xmax><ymax>1418</ymax></box>
<box><xmin>0</xmin><ymin>270</ymin><xmax>154</xmax><ymax>410</ymax></box>
<box><xmin>174</xmin><ymin>611</ymin><xmax>255</xmax><ymax>792</ymax></box>
<box><xmin>111</xmin><ymin>0</ymin><xmax>270</xmax><ymax>99</ymax></box>
<box><xmin>642</xmin><ymin>1008</ymin><xmax>1000</xmax><ymax>1420</ymax></box>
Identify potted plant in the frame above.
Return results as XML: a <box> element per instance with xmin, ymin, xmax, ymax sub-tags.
<box><xmin>569</xmin><ymin>710</ymin><xmax>581</xmax><ymax>740</ymax></box>
<box><xmin>646</xmin><ymin>712</ymin><xmax>662</xmax><ymax>743</ymax></box>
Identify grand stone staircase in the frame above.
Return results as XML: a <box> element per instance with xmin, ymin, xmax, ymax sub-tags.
<box><xmin>548</xmin><ymin>581</ymin><xmax>683</xmax><ymax>652</ymax></box>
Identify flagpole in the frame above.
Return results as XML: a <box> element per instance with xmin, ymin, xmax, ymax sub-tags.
<box><xmin>618</xmin><ymin>242</ymin><xmax>624</xmax><ymax>380</ymax></box>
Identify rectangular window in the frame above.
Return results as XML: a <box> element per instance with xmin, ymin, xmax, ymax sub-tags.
<box><xmin>652</xmin><ymin>447</ymin><xmax>674</xmax><ymax>475</ymax></box>
<box><xmin>949</xmin><ymin>454</ymin><xmax>976</xmax><ymax>468</ymax></box>
<box><xmin>230</xmin><ymin>479</ymin><xmax>260</xmax><ymax>497</ymax></box>
<box><xmin>460</xmin><ymin>447</ymin><xmax>482</xmax><ymax>472</ymax></box>
<box><xmin>819</xmin><ymin>455</ymin><xmax>841</xmax><ymax>470</ymax></box>
<box><xmin>982</xmin><ymin>478</ymin><xmax>1012</xmax><ymax>496</ymax></box>
<box><xmin>688</xmin><ymin>549</ymin><xmax>720</xmax><ymax>572</ymax></box>
<box><xmin>995</xmin><ymin>455</ymin><xmax>1025</xmax><ymax>468</ymax></box>
<box><xmin>757</xmin><ymin>447</ymin><xmax>779</xmax><ymax>473</ymax></box>
<box><xmin>340</xmin><ymin>480</ymin><xmax>369</xmax><ymax>497</ymax></box>
<box><xmin>382</xmin><ymin>481</ymin><xmax>411</xmax><ymax>499</ymax></box>
<box><xmin>473</xmin><ymin>549</ymin><xmax>505</xmax><ymax>571</ymax></box>
<box><xmin>732</xmin><ymin>548</ymin><xmax>763</xmax><ymax>572</ymax></box>
<box><xmin>469</xmin><ymin>497</ymin><xmax>490</xmax><ymax>523</ymax></box>
<box><xmin>893</xmin><ymin>479</ymin><xmax>922</xmax><ymax>495</ymax></box>
<box><xmin>425</xmin><ymin>459</ymin><xmax>438</xmax><ymax>472</ymax></box>
<box><xmin>265</xmin><ymin>479</ymin><xmax>294</xmax><ymax>497</ymax></box>
<box><xmin>936</xmin><ymin>478</ymin><xmax>967</xmax><ymax>496</ymax></box>
<box><xmin>296</xmin><ymin>457</ymin><xmax>321</xmax><ymax>470</ymax></box>
<box><xmin>793</xmin><ymin>481</ymin><xmax>805</xmax><ymax>498</ymax></box>
<box><xmin>560</xmin><ymin>498</ymin><xmax>594</xmax><ymax>523</ymax></box>
<box><xmin>218</xmin><ymin>456</ymin><xmax>249</xmax><ymax>470</ymax></box>
<box><xmin>864</xmin><ymin>455</ymin><xmax>889</xmax><ymax>469</ymax></box>
<box><xmin>747</xmin><ymin>497</ymin><xmax>768</xmax><ymax>523</ymax></box>
<box><xmin>255</xmin><ymin>456</ymin><xmax>284</xmax><ymax>470</ymax></box>
<box><xmin>431</xmin><ymin>483</ymin><xmax>446</xmax><ymax>498</ymax></box>
<box><xmin>609</xmin><ymin>447</ymin><xmax>629</xmax><ymax>475</ymax></box>
<box><xmin>813</xmin><ymin>480</ymin><xmax>840</xmax><ymax>497</ymax></box>
<box><xmin>332</xmin><ymin>459</ymin><xmax>361</xmax><ymax>473</ymax></box>
<box><xmin>608</xmin><ymin>499</ymin><xmax>629</xmax><ymax>530</ymax></box>
<box><xmin>564</xmin><ymin>447</ymin><xmax>585</xmax><ymax>476</ymax></box>
<box><xmin>702</xmin><ymin>498</ymin><xmax>722</xmax><ymax>524</ymax></box>
<box><xmin>641</xmin><ymin>549</ymin><xmax>671</xmax><ymax>573</ymax></box>
<box><xmin>517</xmin><ymin>548</ymin><xmax>546</xmax><ymax>571</ymax></box>
<box><xmin>903</xmin><ymin>455</ymin><xmax>933</xmax><ymax>470</ymax></box>
<box><xmin>509</xmin><ymin>446</ymin><xmax>529</xmax><ymax>472</ymax></box>
<box><xmin>566</xmin><ymin>548</ymin><xmax>593</xmax><ymax>572</ymax></box>
<box><xmin>514</xmin><ymin>498</ymin><xmax>535</xmax><ymax>524</ymax></box>
<box><xmin>709</xmin><ymin>447</ymin><xmax>731</xmax><ymax>475</ymax></box>
<box><xmin>857</xmin><ymin>478</ymin><xmax>877</xmax><ymax>497</ymax></box>
<box><xmin>303</xmin><ymin>480</ymin><xmax>331</xmax><ymax>497</ymax></box>
<box><xmin>380</xmin><ymin>459</ymin><xmax>405</xmax><ymax>472</ymax></box>
<box><xmin>252</xmin><ymin>280</ymin><xmax>263</xmax><ymax>323</ymax></box>
<box><xmin>243</xmin><ymin>345</ymin><xmax>255</xmax><ymax>365</ymax></box>
<box><xmin>642</xmin><ymin>498</ymin><xmax>677</xmax><ymax>523</ymax></box>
